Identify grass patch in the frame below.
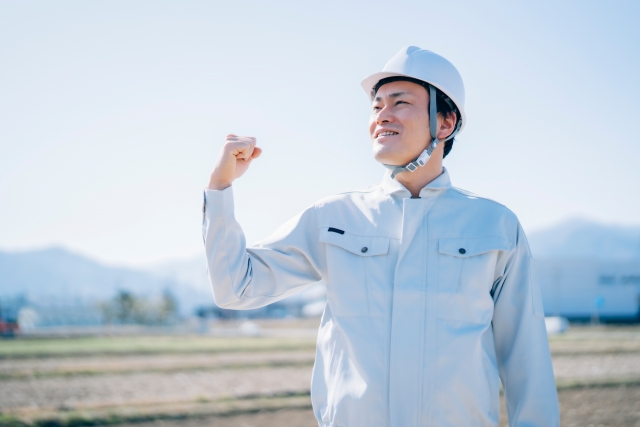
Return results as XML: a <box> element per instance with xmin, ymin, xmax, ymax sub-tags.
<box><xmin>0</xmin><ymin>413</ymin><xmax>174</xmax><ymax>427</ymax></box>
<box><xmin>0</xmin><ymin>392</ymin><xmax>312</xmax><ymax>427</ymax></box>
<box><xmin>0</xmin><ymin>336</ymin><xmax>316</xmax><ymax>360</ymax></box>
<box><xmin>556</xmin><ymin>376</ymin><xmax>640</xmax><ymax>390</ymax></box>
<box><xmin>0</xmin><ymin>359</ymin><xmax>315</xmax><ymax>380</ymax></box>
<box><xmin>0</xmin><ymin>415</ymin><xmax>25</xmax><ymax>427</ymax></box>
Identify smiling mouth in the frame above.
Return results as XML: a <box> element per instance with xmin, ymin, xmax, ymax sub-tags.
<box><xmin>376</xmin><ymin>131</ymin><xmax>399</xmax><ymax>138</ymax></box>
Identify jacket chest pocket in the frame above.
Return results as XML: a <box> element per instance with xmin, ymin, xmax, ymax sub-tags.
<box><xmin>437</xmin><ymin>236</ymin><xmax>509</xmax><ymax>325</ymax></box>
<box><xmin>320</xmin><ymin>228</ymin><xmax>390</xmax><ymax>317</ymax></box>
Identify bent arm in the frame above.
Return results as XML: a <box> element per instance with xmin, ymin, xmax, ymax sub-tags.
<box><xmin>492</xmin><ymin>223</ymin><xmax>559</xmax><ymax>427</ymax></box>
<box><xmin>203</xmin><ymin>186</ymin><xmax>323</xmax><ymax>309</ymax></box>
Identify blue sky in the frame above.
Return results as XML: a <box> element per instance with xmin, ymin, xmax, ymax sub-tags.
<box><xmin>1</xmin><ymin>0</ymin><xmax>639</xmax><ymax>266</ymax></box>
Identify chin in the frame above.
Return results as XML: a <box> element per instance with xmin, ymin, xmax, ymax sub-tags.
<box><xmin>373</xmin><ymin>150</ymin><xmax>409</xmax><ymax>166</ymax></box>
<box><xmin>372</xmin><ymin>141</ymin><xmax>416</xmax><ymax>166</ymax></box>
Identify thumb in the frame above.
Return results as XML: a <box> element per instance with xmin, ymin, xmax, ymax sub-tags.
<box><xmin>250</xmin><ymin>147</ymin><xmax>263</xmax><ymax>159</ymax></box>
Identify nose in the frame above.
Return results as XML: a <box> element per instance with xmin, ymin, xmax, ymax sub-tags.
<box><xmin>375</xmin><ymin>106</ymin><xmax>393</xmax><ymax>125</ymax></box>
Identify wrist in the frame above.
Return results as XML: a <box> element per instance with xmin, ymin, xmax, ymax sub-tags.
<box><xmin>207</xmin><ymin>176</ymin><xmax>232</xmax><ymax>191</ymax></box>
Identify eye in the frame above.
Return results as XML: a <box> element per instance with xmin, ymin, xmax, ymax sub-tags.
<box><xmin>396</xmin><ymin>100</ymin><xmax>408</xmax><ymax>106</ymax></box>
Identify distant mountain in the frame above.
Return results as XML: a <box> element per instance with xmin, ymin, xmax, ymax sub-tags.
<box><xmin>0</xmin><ymin>246</ymin><xmax>322</xmax><ymax>318</ymax></box>
<box><xmin>0</xmin><ymin>247</ymin><xmax>181</xmax><ymax>305</ymax></box>
<box><xmin>528</xmin><ymin>218</ymin><xmax>640</xmax><ymax>259</ymax></box>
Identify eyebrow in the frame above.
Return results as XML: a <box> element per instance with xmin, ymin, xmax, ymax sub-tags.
<box><xmin>374</xmin><ymin>91</ymin><xmax>410</xmax><ymax>102</ymax></box>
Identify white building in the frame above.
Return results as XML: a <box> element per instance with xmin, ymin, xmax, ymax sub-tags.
<box><xmin>534</xmin><ymin>258</ymin><xmax>640</xmax><ymax>321</ymax></box>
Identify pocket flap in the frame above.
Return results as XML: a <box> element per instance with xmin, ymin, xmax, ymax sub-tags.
<box><xmin>438</xmin><ymin>236</ymin><xmax>510</xmax><ymax>257</ymax></box>
<box><xmin>320</xmin><ymin>228</ymin><xmax>389</xmax><ymax>256</ymax></box>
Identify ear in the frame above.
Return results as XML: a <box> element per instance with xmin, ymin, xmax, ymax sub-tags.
<box><xmin>436</xmin><ymin>111</ymin><xmax>457</xmax><ymax>141</ymax></box>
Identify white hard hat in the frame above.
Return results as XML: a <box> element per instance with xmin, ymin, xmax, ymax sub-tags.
<box><xmin>362</xmin><ymin>46</ymin><xmax>466</xmax><ymax>178</ymax></box>
<box><xmin>361</xmin><ymin>46</ymin><xmax>466</xmax><ymax>133</ymax></box>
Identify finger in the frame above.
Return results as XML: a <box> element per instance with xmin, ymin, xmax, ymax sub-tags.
<box><xmin>225</xmin><ymin>138</ymin><xmax>251</xmax><ymax>151</ymax></box>
<box><xmin>233</xmin><ymin>141</ymin><xmax>255</xmax><ymax>161</ymax></box>
<box><xmin>236</xmin><ymin>136</ymin><xmax>256</xmax><ymax>144</ymax></box>
<box><xmin>241</xmin><ymin>139</ymin><xmax>256</xmax><ymax>160</ymax></box>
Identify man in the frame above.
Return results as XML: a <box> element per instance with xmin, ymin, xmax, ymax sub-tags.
<box><xmin>203</xmin><ymin>46</ymin><xmax>560</xmax><ymax>426</ymax></box>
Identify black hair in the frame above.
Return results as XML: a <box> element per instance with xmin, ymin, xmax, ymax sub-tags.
<box><xmin>372</xmin><ymin>76</ymin><xmax>459</xmax><ymax>158</ymax></box>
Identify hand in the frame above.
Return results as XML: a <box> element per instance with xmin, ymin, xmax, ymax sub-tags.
<box><xmin>208</xmin><ymin>135</ymin><xmax>262</xmax><ymax>190</ymax></box>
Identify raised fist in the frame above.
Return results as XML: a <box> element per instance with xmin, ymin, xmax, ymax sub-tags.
<box><xmin>208</xmin><ymin>134</ymin><xmax>262</xmax><ymax>190</ymax></box>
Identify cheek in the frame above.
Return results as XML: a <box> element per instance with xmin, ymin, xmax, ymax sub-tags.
<box><xmin>368</xmin><ymin>117</ymin><xmax>376</xmax><ymax>137</ymax></box>
<box><xmin>402</xmin><ymin>116</ymin><xmax>428</xmax><ymax>141</ymax></box>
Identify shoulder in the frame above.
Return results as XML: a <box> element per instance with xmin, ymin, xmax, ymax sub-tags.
<box><xmin>449</xmin><ymin>186</ymin><xmax>506</xmax><ymax>206</ymax></box>
<box><xmin>308</xmin><ymin>184</ymin><xmax>387</xmax><ymax>233</ymax></box>
<box><xmin>448</xmin><ymin>186</ymin><xmax>516</xmax><ymax>216</ymax></box>
<box><xmin>440</xmin><ymin>186</ymin><xmax>521</xmax><ymax>241</ymax></box>
<box><xmin>312</xmin><ymin>183</ymin><xmax>383</xmax><ymax>209</ymax></box>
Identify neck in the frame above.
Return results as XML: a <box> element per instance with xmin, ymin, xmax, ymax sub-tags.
<box><xmin>394</xmin><ymin>155</ymin><xmax>443</xmax><ymax>198</ymax></box>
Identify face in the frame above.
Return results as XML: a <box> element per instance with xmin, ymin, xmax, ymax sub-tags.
<box><xmin>369</xmin><ymin>81</ymin><xmax>432</xmax><ymax>166</ymax></box>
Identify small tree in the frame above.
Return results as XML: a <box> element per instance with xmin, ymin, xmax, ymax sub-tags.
<box><xmin>101</xmin><ymin>290</ymin><xmax>143</xmax><ymax>325</ymax></box>
<box><xmin>158</xmin><ymin>289</ymin><xmax>178</xmax><ymax>324</ymax></box>
<box><xmin>101</xmin><ymin>290</ymin><xmax>178</xmax><ymax>326</ymax></box>
<box><xmin>114</xmin><ymin>290</ymin><xmax>138</xmax><ymax>323</ymax></box>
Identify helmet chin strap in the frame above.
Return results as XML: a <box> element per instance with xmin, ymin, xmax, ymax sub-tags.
<box><xmin>383</xmin><ymin>85</ymin><xmax>460</xmax><ymax>179</ymax></box>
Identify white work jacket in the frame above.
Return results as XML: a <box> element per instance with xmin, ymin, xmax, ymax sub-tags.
<box><xmin>203</xmin><ymin>168</ymin><xmax>560</xmax><ymax>427</ymax></box>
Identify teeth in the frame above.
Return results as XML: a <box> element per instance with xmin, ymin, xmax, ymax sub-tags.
<box><xmin>378</xmin><ymin>131</ymin><xmax>398</xmax><ymax>137</ymax></box>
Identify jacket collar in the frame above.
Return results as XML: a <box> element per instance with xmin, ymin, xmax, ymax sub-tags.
<box><xmin>381</xmin><ymin>167</ymin><xmax>452</xmax><ymax>199</ymax></box>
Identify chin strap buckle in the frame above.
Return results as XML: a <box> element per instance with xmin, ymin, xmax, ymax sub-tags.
<box><xmin>415</xmin><ymin>148</ymin><xmax>431</xmax><ymax>167</ymax></box>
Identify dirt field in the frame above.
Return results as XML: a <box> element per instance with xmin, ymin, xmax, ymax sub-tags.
<box><xmin>114</xmin><ymin>385</ymin><xmax>640</xmax><ymax>427</ymax></box>
<box><xmin>1</xmin><ymin>323</ymin><xmax>639</xmax><ymax>426</ymax></box>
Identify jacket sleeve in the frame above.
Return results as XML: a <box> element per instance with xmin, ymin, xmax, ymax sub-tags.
<box><xmin>202</xmin><ymin>186</ymin><xmax>323</xmax><ymax>309</ymax></box>
<box><xmin>492</xmin><ymin>222</ymin><xmax>560</xmax><ymax>427</ymax></box>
